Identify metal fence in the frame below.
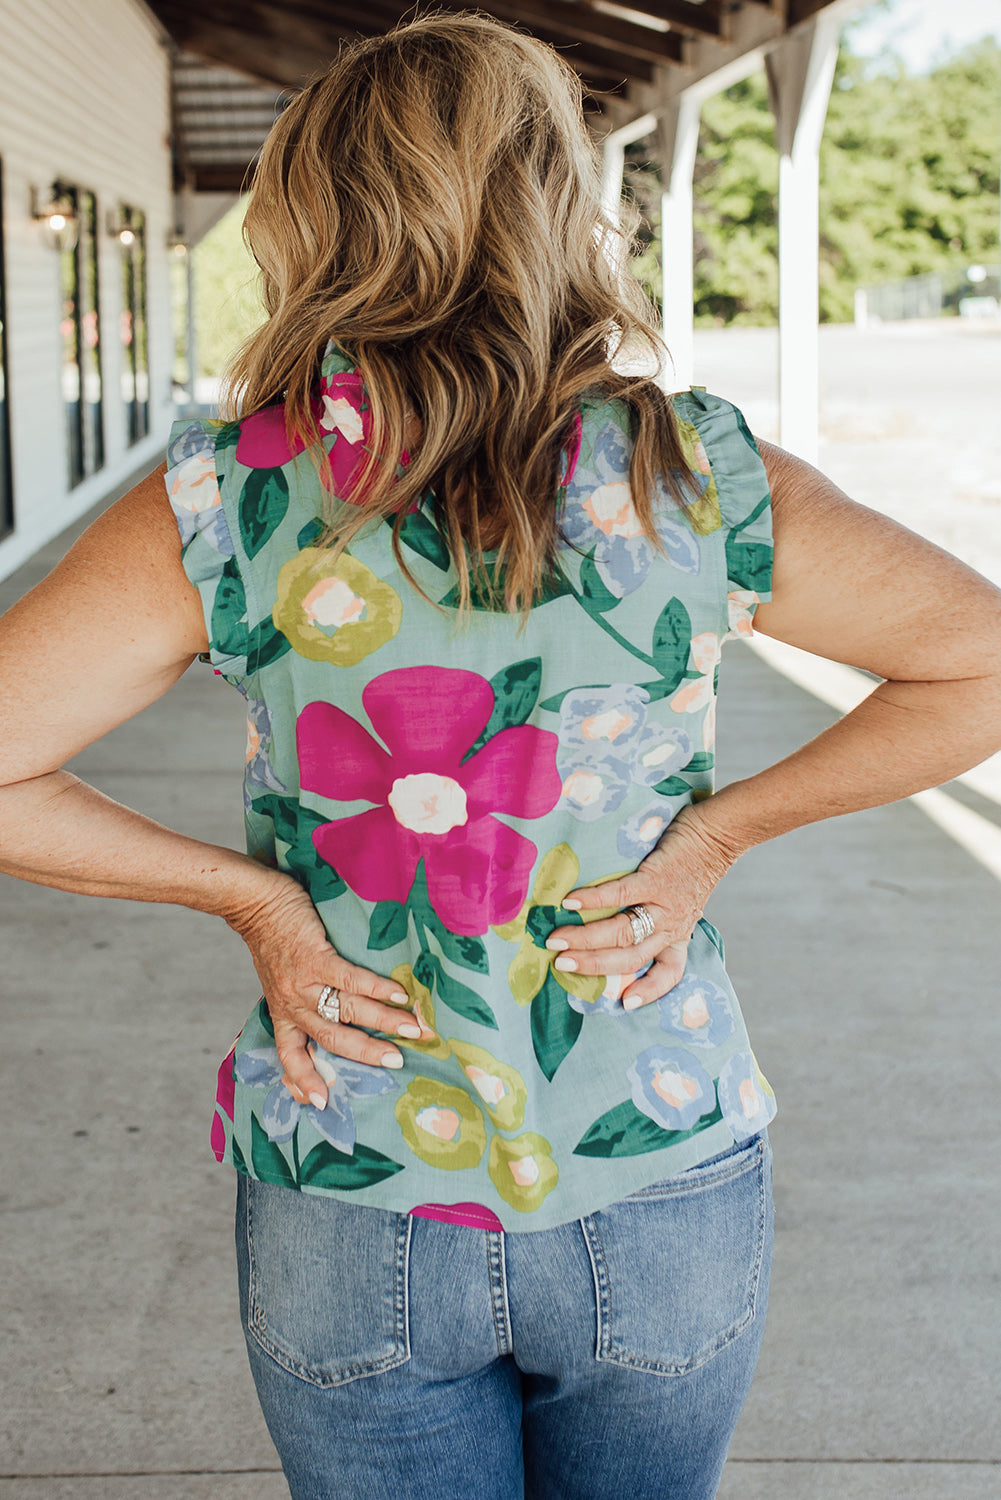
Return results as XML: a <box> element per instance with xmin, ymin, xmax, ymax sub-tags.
<box><xmin>855</xmin><ymin>267</ymin><xmax>1001</xmax><ymax>326</ymax></box>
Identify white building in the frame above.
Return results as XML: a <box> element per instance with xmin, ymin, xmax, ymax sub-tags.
<box><xmin>0</xmin><ymin>0</ymin><xmax>859</xmax><ymax>584</ymax></box>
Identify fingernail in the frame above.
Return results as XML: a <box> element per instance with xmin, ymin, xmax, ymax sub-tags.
<box><xmin>545</xmin><ymin>938</ymin><xmax>569</xmax><ymax>951</ymax></box>
<box><xmin>554</xmin><ymin>955</ymin><xmax>578</xmax><ymax>972</ymax></box>
<box><xmin>382</xmin><ymin>1051</ymin><xmax>405</xmax><ymax>1068</ymax></box>
<box><xmin>308</xmin><ymin>1091</ymin><xmax>328</xmax><ymax>1109</ymax></box>
<box><xmin>398</xmin><ymin>1023</ymin><xmax>423</xmax><ymax>1039</ymax></box>
<box><xmin>561</xmin><ymin>898</ymin><xmax>582</xmax><ymax>911</ymax></box>
<box><xmin>389</xmin><ymin>992</ymin><xmax>410</xmax><ymax>1005</ymax></box>
<box><xmin>623</xmin><ymin>995</ymin><xmax>643</xmax><ymax>1011</ymax></box>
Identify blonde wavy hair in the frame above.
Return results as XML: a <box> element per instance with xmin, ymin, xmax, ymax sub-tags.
<box><xmin>222</xmin><ymin>9</ymin><xmax>691</xmax><ymax>612</ymax></box>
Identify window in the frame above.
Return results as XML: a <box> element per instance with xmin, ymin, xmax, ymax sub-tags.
<box><xmin>0</xmin><ymin>160</ymin><xmax>12</xmax><ymax>537</ymax></box>
<box><xmin>117</xmin><ymin>204</ymin><xmax>149</xmax><ymax>445</ymax></box>
<box><xmin>60</xmin><ymin>187</ymin><xmax>104</xmax><ymax>486</ymax></box>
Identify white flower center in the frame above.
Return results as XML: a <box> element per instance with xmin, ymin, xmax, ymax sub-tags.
<box><xmin>681</xmin><ymin>992</ymin><xmax>711</xmax><ymax>1030</ymax></box>
<box><xmin>319</xmin><ymin>394</ymin><xmax>364</xmax><ymax>444</ymax></box>
<box><xmin>583</xmin><ymin>482</ymin><xmax>643</xmax><ymax>538</ymax></box>
<box><xmin>415</xmin><ymin>1105</ymin><xmax>462</xmax><ymax>1141</ymax></box>
<box><xmin>509</xmin><ymin>1155</ymin><xmax>540</xmax><ymax>1186</ymax></box>
<box><xmin>303</xmin><ymin>576</ymin><xmax>366</xmax><ymax>629</ymax></box>
<box><xmin>466</xmin><ymin>1066</ymin><xmax>507</xmax><ymax>1107</ymax></box>
<box><xmin>581</xmin><ymin>709</ymin><xmax>633</xmax><ymax>742</ymax></box>
<box><xmin>388</xmin><ymin>773</ymin><xmax>468</xmax><ymax>835</ymax></box>
<box><xmin>653</xmin><ymin>1067</ymin><xmax>698</xmax><ymax>1109</ymax></box>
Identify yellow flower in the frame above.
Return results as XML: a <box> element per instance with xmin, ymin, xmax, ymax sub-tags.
<box><xmin>272</xmin><ymin>549</ymin><xmax>401</xmax><ymax>666</ymax></box>
<box><xmin>387</xmin><ymin>964</ymin><xmax>451</xmax><ymax>1061</ymax></box>
<box><xmin>488</xmin><ymin>1132</ymin><xmax>559</xmax><ymax>1212</ymax></box>
<box><xmin>450</xmin><ymin>1041</ymin><xmax>527</xmax><ymax>1131</ymax></box>
<box><xmin>395</xmin><ymin>1077</ymin><xmax>486</xmax><ymax>1170</ymax></box>
<box><xmin>494</xmin><ymin>843</ymin><xmax>627</xmax><ymax>1008</ymax></box>
<box><xmin>674</xmin><ymin>418</ymin><xmax>721</xmax><ymax>535</ymax></box>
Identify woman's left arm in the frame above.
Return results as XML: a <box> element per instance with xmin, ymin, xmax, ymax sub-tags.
<box><xmin>547</xmin><ymin>441</ymin><xmax>1001</xmax><ymax>1004</ymax></box>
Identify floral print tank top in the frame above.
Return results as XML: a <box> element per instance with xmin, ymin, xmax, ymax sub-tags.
<box><xmin>164</xmin><ymin>338</ymin><xmax>776</xmax><ymax>1232</ymax></box>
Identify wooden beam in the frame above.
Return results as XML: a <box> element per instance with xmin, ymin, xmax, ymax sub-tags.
<box><xmin>320</xmin><ymin>0</ymin><xmax>661</xmax><ymax>83</ymax></box>
<box><xmin>590</xmin><ymin>0</ymin><xmax>724</xmax><ymax>38</ymax></box>
<box><xmin>481</xmin><ymin>0</ymin><xmax>684</xmax><ymax>63</ymax></box>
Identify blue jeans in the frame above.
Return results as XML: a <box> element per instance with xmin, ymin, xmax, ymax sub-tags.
<box><xmin>235</xmin><ymin>1132</ymin><xmax>773</xmax><ymax>1500</ymax></box>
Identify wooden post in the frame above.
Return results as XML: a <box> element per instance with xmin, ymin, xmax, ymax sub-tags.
<box><xmin>658</xmin><ymin>93</ymin><xmax>701</xmax><ymax>391</ymax></box>
<box><xmin>765</xmin><ymin>15</ymin><xmax>840</xmax><ymax>465</ymax></box>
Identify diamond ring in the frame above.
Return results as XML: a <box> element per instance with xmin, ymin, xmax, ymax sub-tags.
<box><xmin>317</xmin><ymin>985</ymin><xmax>341</xmax><ymax>1023</ymax></box>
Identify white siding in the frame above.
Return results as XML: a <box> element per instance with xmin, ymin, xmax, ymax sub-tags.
<box><xmin>0</xmin><ymin>0</ymin><xmax>173</xmax><ymax>580</ymax></box>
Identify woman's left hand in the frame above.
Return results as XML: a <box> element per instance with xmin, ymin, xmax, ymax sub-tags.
<box><xmin>544</xmin><ymin>803</ymin><xmax>740</xmax><ymax>1010</ymax></box>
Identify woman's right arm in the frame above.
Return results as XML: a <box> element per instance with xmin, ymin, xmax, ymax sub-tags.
<box><xmin>0</xmin><ymin>469</ymin><xmax>433</xmax><ymax>1103</ymax></box>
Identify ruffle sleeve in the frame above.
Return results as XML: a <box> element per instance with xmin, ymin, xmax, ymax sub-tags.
<box><xmin>671</xmin><ymin>388</ymin><xmax>774</xmax><ymax>643</ymax></box>
<box><xmin>163</xmin><ymin>418</ymin><xmax>249</xmax><ymax>687</ymax></box>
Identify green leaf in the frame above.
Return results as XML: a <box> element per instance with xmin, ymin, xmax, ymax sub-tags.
<box><xmin>368</xmin><ymin>900</ymin><xmax>410</xmax><ymax>950</ymax></box>
<box><xmin>213</xmin><ymin>420</ymin><xmax>241</xmax><ymax>451</ymax></box>
<box><xmin>578</xmin><ymin>549</ymin><xmax>620</xmax><ymax>615</ymax></box>
<box><xmin>466</xmin><ymin>657</ymin><xmax>543</xmax><ymax>758</ymax></box>
<box><xmin>682</xmin><ymin>751</ymin><xmax>714</xmax><ymax>773</ymax></box>
<box><xmin>251</xmin><ymin>1115</ymin><xmax>297</xmax><ymax>1188</ymax></box>
<box><xmin>650</xmin><ymin>776</ymin><xmax>690</xmax><ymax>797</ymax></box>
<box><xmin>650</xmin><ymin>598</ymin><xmax>693</xmax><ymax>692</ymax></box>
<box><xmin>299</xmin><ymin>1140</ymin><xmax>405</xmax><ymax>1190</ymax></box>
<box><xmin>246</xmin><ymin>617</ymin><xmax>292</xmax><ymax>676</ymax></box>
<box><xmin>725</xmin><ymin>536</ymin><xmax>772</xmax><ymax>593</ymax></box>
<box><xmin>413</xmin><ymin>949</ymin><xmax>438</xmax><ymax>994</ymax></box>
<box><xmin>539</xmin><ymin>684</ymin><xmax>609</xmax><ymax>714</ymax></box>
<box><xmin>531</xmin><ymin>968</ymin><xmax>583</xmax><ymax>1081</ymax></box>
<box><xmin>210</xmin><ymin>557</ymin><xmax>249</xmax><ymax>659</ymax></box>
<box><xmin>250</xmin><ymin>797</ymin><xmax>346</xmax><ymax>902</ymax></box>
<box><xmin>439</xmin><ymin>568</ymin><xmax>572</xmax><ymax>612</ymax></box>
<box><xmin>258</xmin><ymin>999</ymin><xmax>275</xmax><ymax>1038</ymax></box>
<box><xmin>398</xmin><ymin>509</ymin><xmax>451</xmax><ymax>570</ymax></box>
<box><xmin>284</xmin><ymin>843</ymin><xmax>346</xmax><ymax>904</ymax></box>
<box><xmin>573</xmin><ymin>1098</ymin><xmax>723</xmax><ymax>1158</ymax></box>
<box><xmin>297</xmin><ymin>517</ymin><xmax>325</xmax><ymax>548</ymax></box>
<box><xmin>697</xmin><ymin>917</ymin><xmax>725</xmax><ymax>963</ymax></box>
<box><xmin>431</xmin><ymin>956</ymin><xmax>498</xmax><ymax>1030</ymax></box>
<box><xmin>231</xmin><ymin>1134</ymin><xmax>249</xmax><ymax>1175</ymax></box>
<box><xmin>430</xmin><ymin>926</ymin><xmax>490</xmax><ymax>974</ymax></box>
<box><xmin>239</xmin><ymin>466</ymin><xmax>290</xmax><ymax>560</ymax></box>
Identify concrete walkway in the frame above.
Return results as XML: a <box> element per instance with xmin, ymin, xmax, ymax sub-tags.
<box><xmin>2</xmin><ymin>477</ymin><xmax>1000</xmax><ymax>1498</ymax></box>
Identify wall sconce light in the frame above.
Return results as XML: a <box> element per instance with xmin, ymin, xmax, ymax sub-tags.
<box><xmin>106</xmin><ymin>208</ymin><xmax>138</xmax><ymax>247</ymax></box>
<box><xmin>31</xmin><ymin>181</ymin><xmax>79</xmax><ymax>252</ymax></box>
<box><xmin>168</xmin><ymin>236</ymin><xmax>188</xmax><ymax>257</ymax></box>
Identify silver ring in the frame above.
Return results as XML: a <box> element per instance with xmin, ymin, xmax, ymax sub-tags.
<box><xmin>625</xmin><ymin>904</ymin><xmax>656</xmax><ymax>945</ymax></box>
<box><xmin>317</xmin><ymin>985</ymin><xmax>341</xmax><ymax>1024</ymax></box>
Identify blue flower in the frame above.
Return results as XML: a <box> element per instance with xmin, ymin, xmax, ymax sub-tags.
<box><xmin>658</xmin><ymin>976</ymin><xmax>735</xmax><ymax>1048</ymax></box>
<box><xmin>234</xmin><ymin>1043</ymin><xmax>398</xmax><ymax>1155</ymax></box>
<box><xmin>165</xmin><ymin>425</ymin><xmax>235</xmax><ymax>557</ymax></box>
<box><xmin>717</xmin><ymin>1052</ymin><xmax>776</xmax><ymax>1142</ymax></box>
<box><xmin>617</xmin><ymin>803</ymin><xmax>674</xmax><ymax>861</ymax></box>
<box><xmin>566</xmin><ymin>962</ymin><xmax>652</xmax><ymax>1017</ymax></box>
<box><xmin>627</xmin><ymin>1046</ymin><xmax>716</xmax><ymax>1132</ymax></box>
<box><xmin>243</xmin><ymin>697</ymin><xmax>288</xmax><ymax>812</ymax></box>
<box><xmin>557</xmin><ymin>687</ymin><xmax>692</xmax><ymax>827</ymax></box>
<box><xmin>559</xmin><ymin>416</ymin><xmax>701</xmax><ymax>598</ymax></box>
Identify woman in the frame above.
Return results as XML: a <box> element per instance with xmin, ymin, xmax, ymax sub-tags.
<box><xmin>2</xmin><ymin>12</ymin><xmax>999</xmax><ymax>1499</ymax></box>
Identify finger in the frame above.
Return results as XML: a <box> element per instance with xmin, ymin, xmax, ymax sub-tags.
<box><xmin>551</xmin><ymin>932</ymin><xmax>668</xmax><ymax>977</ymax></box>
<box><xmin>338</xmin><ymin>991</ymin><xmax>436</xmax><ymax>1041</ymax></box>
<box><xmin>547</xmin><ymin>909</ymin><xmax>656</xmax><ymax>954</ymax></box>
<box><xmin>329</xmin><ymin>961</ymin><xmax>411</xmax><ymax>1007</ymax></box>
<box><xmin>621</xmin><ymin>944</ymin><xmax>690</xmax><ymax>1010</ymax></box>
<box><xmin>273</xmin><ymin>1020</ymin><xmax>331</xmax><ymax>1108</ymax></box>
<box><xmin>560</xmin><ymin>874</ymin><xmax>647</xmax><ymax>914</ymax></box>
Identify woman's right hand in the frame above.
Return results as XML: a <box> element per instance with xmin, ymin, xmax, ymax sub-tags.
<box><xmin>228</xmin><ymin>872</ymin><xmax>435</xmax><ymax>1108</ymax></box>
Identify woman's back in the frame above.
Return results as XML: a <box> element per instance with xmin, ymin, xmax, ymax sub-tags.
<box><xmin>165</xmin><ymin>337</ymin><xmax>776</xmax><ymax>1229</ymax></box>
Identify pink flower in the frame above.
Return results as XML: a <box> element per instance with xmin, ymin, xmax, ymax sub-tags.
<box><xmin>296</xmin><ymin>666</ymin><xmax>561</xmax><ymax>935</ymax></box>
<box><xmin>235</xmin><ymin>372</ymin><xmax>373</xmax><ymax>501</ymax></box>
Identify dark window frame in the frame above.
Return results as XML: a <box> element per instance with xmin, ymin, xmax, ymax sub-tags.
<box><xmin>60</xmin><ymin>185</ymin><xmax>104</xmax><ymax>488</ymax></box>
<box><xmin>0</xmin><ymin>159</ymin><xmax>13</xmax><ymax>538</ymax></box>
<box><xmin>117</xmin><ymin>203</ymin><xmax>149</xmax><ymax>446</ymax></box>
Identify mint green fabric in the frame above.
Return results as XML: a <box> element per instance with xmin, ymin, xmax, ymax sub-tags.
<box><xmin>164</xmin><ymin>340</ymin><xmax>776</xmax><ymax>1231</ymax></box>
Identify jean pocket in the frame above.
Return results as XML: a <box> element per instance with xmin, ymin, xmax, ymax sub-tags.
<box><xmin>242</xmin><ymin>1176</ymin><xmax>412</xmax><ymax>1388</ymax></box>
<box><xmin>580</xmin><ymin>1134</ymin><xmax>771</xmax><ymax>1377</ymax></box>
